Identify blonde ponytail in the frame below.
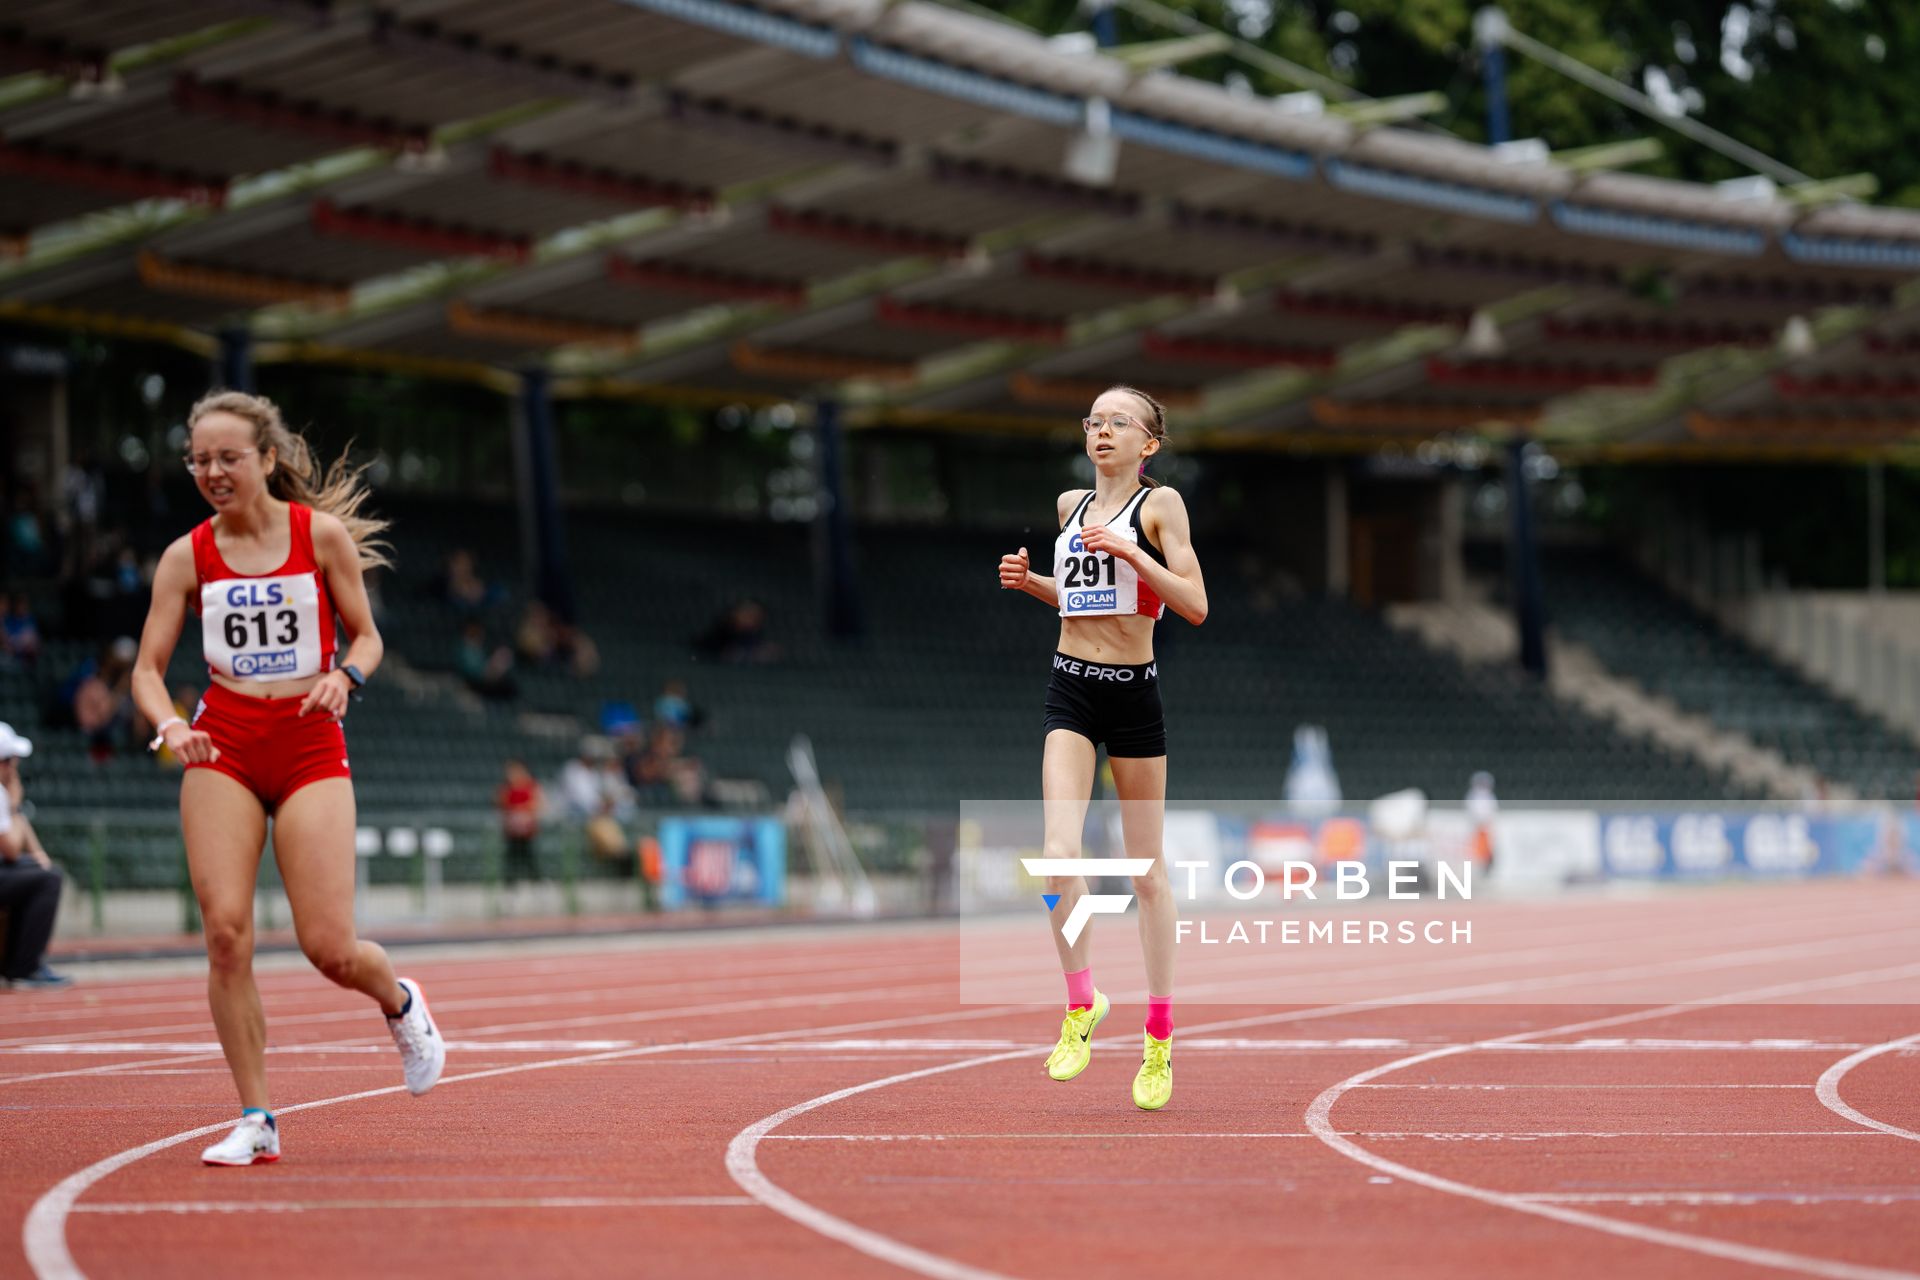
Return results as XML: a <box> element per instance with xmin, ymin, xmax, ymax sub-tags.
<box><xmin>189</xmin><ymin>390</ymin><xmax>393</xmax><ymax>570</ymax></box>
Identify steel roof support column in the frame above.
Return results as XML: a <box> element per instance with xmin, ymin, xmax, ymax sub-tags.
<box><xmin>1506</xmin><ymin>437</ymin><xmax>1547</xmax><ymax>679</ymax></box>
<box><xmin>813</xmin><ymin>397</ymin><xmax>863</xmax><ymax>640</ymax></box>
<box><xmin>514</xmin><ymin>368</ymin><xmax>576</xmax><ymax>622</ymax></box>
<box><xmin>1475</xmin><ymin>7</ymin><xmax>1511</xmax><ymax>145</ymax></box>
<box><xmin>1088</xmin><ymin>0</ymin><xmax>1119</xmax><ymax>48</ymax></box>
<box><xmin>217</xmin><ymin>327</ymin><xmax>254</xmax><ymax>394</ymax></box>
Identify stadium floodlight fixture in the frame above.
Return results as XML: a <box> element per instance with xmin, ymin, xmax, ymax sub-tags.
<box><xmin>1063</xmin><ymin>97</ymin><xmax>1120</xmax><ymax>187</ymax></box>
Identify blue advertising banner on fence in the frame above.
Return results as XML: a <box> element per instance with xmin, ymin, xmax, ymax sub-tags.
<box><xmin>1598</xmin><ymin>811</ymin><xmax>1889</xmax><ymax>879</ymax></box>
<box><xmin>657</xmin><ymin>817</ymin><xmax>786</xmax><ymax>910</ymax></box>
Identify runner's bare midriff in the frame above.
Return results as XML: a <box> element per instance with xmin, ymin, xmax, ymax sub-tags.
<box><xmin>1056</xmin><ymin>613</ymin><xmax>1155</xmax><ymax>666</ymax></box>
<box><xmin>208</xmin><ymin>671</ymin><xmax>328</xmax><ymax>700</ymax></box>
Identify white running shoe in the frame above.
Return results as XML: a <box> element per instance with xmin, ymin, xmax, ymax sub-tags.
<box><xmin>387</xmin><ymin>977</ymin><xmax>445</xmax><ymax>1096</ymax></box>
<box><xmin>201</xmin><ymin>1113</ymin><xmax>279</xmax><ymax>1167</ymax></box>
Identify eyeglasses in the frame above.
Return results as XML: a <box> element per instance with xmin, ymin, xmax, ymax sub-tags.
<box><xmin>1081</xmin><ymin>414</ymin><xmax>1146</xmax><ymax>435</ymax></box>
<box><xmin>183</xmin><ymin>448</ymin><xmax>257</xmax><ymax>475</ymax></box>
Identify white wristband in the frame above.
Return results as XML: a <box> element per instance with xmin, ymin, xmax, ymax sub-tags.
<box><xmin>149</xmin><ymin>717</ymin><xmax>187</xmax><ymax>752</ymax></box>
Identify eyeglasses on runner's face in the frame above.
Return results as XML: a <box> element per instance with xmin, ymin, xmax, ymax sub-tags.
<box><xmin>183</xmin><ymin>448</ymin><xmax>258</xmax><ymax>475</ymax></box>
<box><xmin>1081</xmin><ymin>414</ymin><xmax>1145</xmax><ymax>435</ymax></box>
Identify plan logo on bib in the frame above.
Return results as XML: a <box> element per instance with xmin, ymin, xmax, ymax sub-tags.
<box><xmin>1021</xmin><ymin>857</ymin><xmax>1155</xmax><ymax>944</ymax></box>
<box><xmin>233</xmin><ymin>650</ymin><xmax>300</xmax><ymax>677</ymax></box>
<box><xmin>1067</xmin><ymin>589</ymin><xmax>1117</xmax><ymax>612</ymax></box>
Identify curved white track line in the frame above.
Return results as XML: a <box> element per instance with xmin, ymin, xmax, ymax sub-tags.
<box><xmin>726</xmin><ymin>1051</ymin><xmax>1032</xmax><ymax>1280</ymax></box>
<box><xmin>22</xmin><ymin>1003</ymin><xmax>1031</xmax><ymax>1280</ymax></box>
<box><xmin>1303</xmin><ymin>967</ymin><xmax>1920</xmax><ymax>1280</ymax></box>
<box><xmin>1816</xmin><ymin>1032</ymin><xmax>1920</xmax><ymax>1142</ymax></box>
<box><xmin>729</xmin><ymin>959</ymin><xmax>1920</xmax><ymax>1280</ymax></box>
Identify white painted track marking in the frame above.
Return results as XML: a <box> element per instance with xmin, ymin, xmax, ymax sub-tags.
<box><xmin>1303</xmin><ymin>965</ymin><xmax>1920</xmax><ymax>1280</ymax></box>
<box><xmin>1815</xmin><ymin>1032</ymin><xmax>1920</xmax><ymax>1142</ymax></box>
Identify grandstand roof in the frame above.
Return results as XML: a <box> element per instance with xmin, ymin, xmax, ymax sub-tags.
<box><xmin>5</xmin><ymin>0</ymin><xmax>1920</xmax><ymax>458</ymax></box>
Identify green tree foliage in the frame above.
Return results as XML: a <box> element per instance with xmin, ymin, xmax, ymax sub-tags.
<box><xmin>991</xmin><ymin>0</ymin><xmax>1919</xmax><ymax>201</ymax></box>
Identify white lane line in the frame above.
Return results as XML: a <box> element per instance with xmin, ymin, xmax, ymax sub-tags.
<box><xmin>725</xmin><ymin>946</ymin><xmax>1920</xmax><ymax>1280</ymax></box>
<box><xmin>1514</xmin><ymin>1192</ymin><xmax>1920</xmax><ymax>1207</ymax></box>
<box><xmin>651</xmin><ymin>1037</ymin><xmax>1876</xmax><ymax>1054</ymax></box>
<box><xmin>762</xmin><ymin>1130</ymin><xmax>1883</xmax><ymax>1142</ymax></box>
<box><xmin>21</xmin><ymin>1000</ymin><xmax>1037</xmax><ymax>1280</ymax></box>
<box><xmin>1303</xmin><ymin>963</ymin><xmax>1920</xmax><ymax>1280</ymax></box>
<box><xmin>72</xmin><ymin>1197</ymin><xmax>755</xmax><ymax>1215</ymax></box>
<box><xmin>1815</xmin><ymin>1033</ymin><xmax>1920</xmax><ymax>1143</ymax></box>
<box><xmin>3</xmin><ymin>1041</ymin><xmax>640</xmax><ymax>1055</ymax></box>
<box><xmin>1351</xmin><ymin>1090</ymin><xmax>1812</xmax><ymax>1097</ymax></box>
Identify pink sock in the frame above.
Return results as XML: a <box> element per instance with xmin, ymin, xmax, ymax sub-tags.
<box><xmin>1064</xmin><ymin>967</ymin><xmax>1094</xmax><ymax>1011</ymax></box>
<box><xmin>1145</xmin><ymin>996</ymin><xmax>1173</xmax><ymax>1041</ymax></box>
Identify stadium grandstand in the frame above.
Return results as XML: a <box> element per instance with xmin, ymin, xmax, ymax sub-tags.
<box><xmin>4</xmin><ymin>0</ymin><xmax>1920</xmax><ymax>910</ymax></box>
<box><xmin>7</xmin><ymin>5</ymin><xmax>1920</xmax><ymax>1280</ymax></box>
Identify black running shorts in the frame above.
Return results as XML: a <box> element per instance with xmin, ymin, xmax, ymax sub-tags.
<box><xmin>1042</xmin><ymin>651</ymin><xmax>1166</xmax><ymax>758</ymax></box>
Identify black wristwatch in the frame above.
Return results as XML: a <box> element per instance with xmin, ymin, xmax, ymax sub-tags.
<box><xmin>340</xmin><ymin>664</ymin><xmax>367</xmax><ymax>701</ymax></box>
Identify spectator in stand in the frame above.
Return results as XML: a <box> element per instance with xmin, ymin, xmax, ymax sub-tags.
<box><xmin>559</xmin><ymin>737</ymin><xmax>634</xmax><ymax>823</ymax></box>
<box><xmin>0</xmin><ymin>723</ymin><xmax>71</xmax><ymax>990</ymax></box>
<box><xmin>559</xmin><ymin>736</ymin><xmax>637</xmax><ymax>866</ymax></box>
<box><xmin>441</xmin><ymin>548</ymin><xmax>497</xmax><ymax>617</ymax></box>
<box><xmin>8</xmin><ymin>485</ymin><xmax>52</xmax><ymax>577</ymax></box>
<box><xmin>627</xmin><ymin>723</ymin><xmax>709</xmax><ymax>808</ymax></box>
<box><xmin>2</xmin><ymin>594</ymin><xmax>42</xmax><ymax>669</ymax></box>
<box><xmin>553</xmin><ymin>618</ymin><xmax>599</xmax><ymax>679</ymax></box>
<box><xmin>693</xmin><ymin>599</ymin><xmax>778</xmax><ymax>664</ymax></box>
<box><xmin>652</xmin><ymin>678</ymin><xmax>703</xmax><ymax>731</ymax></box>
<box><xmin>518</xmin><ymin>601</ymin><xmax>600</xmax><ymax>679</ymax></box>
<box><xmin>496</xmin><ymin>759</ymin><xmax>544</xmax><ymax>885</ymax></box>
<box><xmin>73</xmin><ymin>637</ymin><xmax>136</xmax><ymax>762</ymax></box>
<box><xmin>515</xmin><ymin>600</ymin><xmax>558</xmax><ymax>665</ymax></box>
<box><xmin>455</xmin><ymin>621</ymin><xmax>517</xmax><ymax>701</ymax></box>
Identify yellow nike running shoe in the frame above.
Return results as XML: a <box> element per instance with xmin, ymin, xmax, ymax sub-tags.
<box><xmin>1044</xmin><ymin>989</ymin><xmax>1110</xmax><ymax>1081</ymax></box>
<box><xmin>1132</xmin><ymin>1031</ymin><xmax>1172</xmax><ymax>1110</ymax></box>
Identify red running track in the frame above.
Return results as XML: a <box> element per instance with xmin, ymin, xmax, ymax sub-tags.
<box><xmin>3</xmin><ymin>880</ymin><xmax>1918</xmax><ymax>1279</ymax></box>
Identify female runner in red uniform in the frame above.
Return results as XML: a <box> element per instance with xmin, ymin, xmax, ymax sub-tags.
<box><xmin>998</xmin><ymin>386</ymin><xmax>1207</xmax><ymax>1110</ymax></box>
<box><xmin>131</xmin><ymin>391</ymin><xmax>444</xmax><ymax>1166</ymax></box>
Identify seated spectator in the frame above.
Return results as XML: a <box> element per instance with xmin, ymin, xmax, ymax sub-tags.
<box><xmin>693</xmin><ymin>599</ymin><xmax>778</xmax><ymax>664</ymax></box>
<box><xmin>72</xmin><ymin>637</ymin><xmax>136</xmax><ymax>762</ymax></box>
<box><xmin>1</xmin><ymin>594</ymin><xmax>42</xmax><ymax>669</ymax></box>
<box><xmin>553</xmin><ymin>619</ymin><xmax>599</xmax><ymax>679</ymax></box>
<box><xmin>496</xmin><ymin>759</ymin><xmax>545</xmax><ymax>885</ymax></box>
<box><xmin>519</xmin><ymin>602</ymin><xmax>600</xmax><ymax>679</ymax></box>
<box><xmin>627</xmin><ymin>724</ymin><xmax>708</xmax><ymax>807</ymax></box>
<box><xmin>441</xmin><ymin>548</ymin><xmax>497</xmax><ymax>616</ymax></box>
<box><xmin>558</xmin><ymin>736</ymin><xmax>638</xmax><ymax>866</ymax></box>
<box><xmin>0</xmin><ymin>724</ymin><xmax>70</xmax><ymax>990</ymax></box>
<box><xmin>558</xmin><ymin>737</ymin><xmax>635</xmax><ymax>824</ymax></box>
<box><xmin>455</xmin><ymin>622</ymin><xmax>517</xmax><ymax>701</ymax></box>
<box><xmin>652</xmin><ymin>678</ymin><xmax>703</xmax><ymax>731</ymax></box>
<box><xmin>7</xmin><ymin>485</ymin><xmax>51</xmax><ymax>577</ymax></box>
<box><xmin>516</xmin><ymin>601</ymin><xmax>558</xmax><ymax>665</ymax></box>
